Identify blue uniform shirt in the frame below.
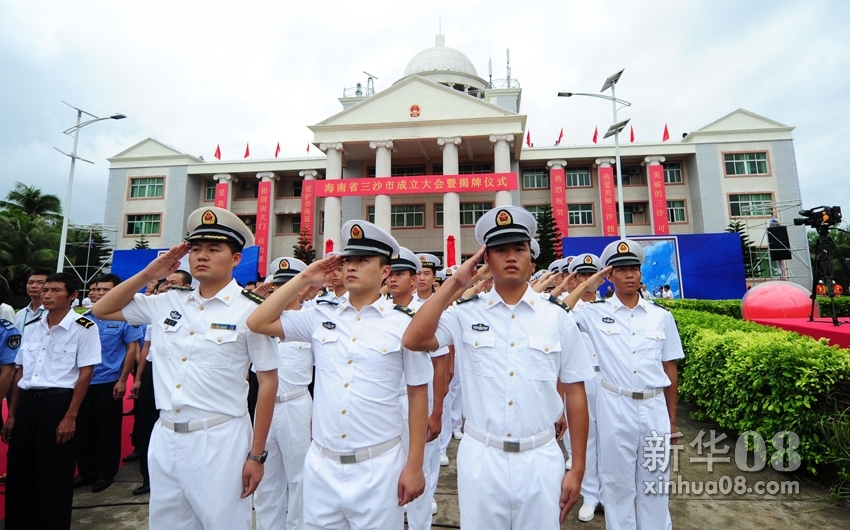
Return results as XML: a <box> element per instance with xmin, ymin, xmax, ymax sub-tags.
<box><xmin>84</xmin><ymin>312</ymin><xmax>144</xmax><ymax>384</ymax></box>
<box><xmin>0</xmin><ymin>319</ymin><xmax>22</xmax><ymax>365</ymax></box>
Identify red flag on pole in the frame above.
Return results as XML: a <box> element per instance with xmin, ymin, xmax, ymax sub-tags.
<box><xmin>446</xmin><ymin>235</ymin><xmax>457</xmax><ymax>267</ymax></box>
<box><xmin>214</xmin><ymin>145</ymin><xmax>221</xmax><ymax>160</ymax></box>
<box><xmin>556</xmin><ymin>127</ymin><xmax>564</xmax><ymax>146</ymax></box>
<box><xmin>526</xmin><ymin>130</ymin><xmax>531</xmax><ymax>147</ymax></box>
<box><xmin>244</xmin><ymin>143</ymin><xmax>250</xmax><ymax>158</ymax></box>
<box><xmin>662</xmin><ymin>124</ymin><xmax>670</xmax><ymax>142</ymax></box>
<box><xmin>325</xmin><ymin>239</ymin><xmax>333</xmax><ymax>255</ymax></box>
<box><xmin>275</xmin><ymin>143</ymin><xmax>280</xmax><ymax>158</ymax></box>
<box><xmin>306</xmin><ymin>141</ymin><xmax>310</xmax><ymax>154</ymax></box>
<box><xmin>592</xmin><ymin>127</ymin><xmax>598</xmax><ymax>144</ymax></box>
<box><xmin>630</xmin><ymin>126</ymin><xmax>635</xmax><ymax>143</ymax></box>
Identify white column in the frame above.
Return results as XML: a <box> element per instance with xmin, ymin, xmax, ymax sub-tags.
<box><xmin>320</xmin><ymin>143</ymin><xmax>344</xmax><ymax>253</ymax></box>
<box><xmin>489</xmin><ymin>134</ymin><xmax>515</xmax><ymax>206</ymax></box>
<box><xmin>370</xmin><ymin>140</ymin><xmax>394</xmax><ymax>232</ymax></box>
<box><xmin>438</xmin><ymin>137</ymin><xmax>462</xmax><ymax>264</ymax></box>
<box><xmin>213</xmin><ymin>173</ymin><xmax>236</xmax><ymax>210</ymax></box>
<box><xmin>299</xmin><ymin>170</ymin><xmax>317</xmax><ymax>181</ymax></box>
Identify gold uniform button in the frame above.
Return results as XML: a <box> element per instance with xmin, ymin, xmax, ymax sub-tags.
<box><xmin>474</xmin><ymin>342</ymin><xmax>479</xmax><ymax>346</ymax></box>
<box><xmin>217</xmin><ymin>338</ymin><xmax>222</xmax><ymax>343</ymax></box>
<box><xmin>182</xmin><ymin>357</ymin><xmax>187</xmax><ymax>362</ymax></box>
<box><xmin>344</xmin><ymin>383</ymin><xmax>349</xmax><ymax>388</ymax></box>
<box><xmin>341</xmin><ymin>434</ymin><xmax>347</xmax><ymax>439</ymax></box>
<box><xmin>351</xmin><ymin>337</ymin><xmax>356</xmax><ymax>342</ymax></box>
<box><xmin>488</xmin><ymin>301</ymin><xmax>494</xmax><ymax>305</ymax></box>
<box><xmin>508</xmin><ymin>401</ymin><xmax>513</xmax><ymax>406</ymax></box>
<box><xmin>509</xmin><ymin>371</ymin><xmax>514</xmax><ymax>376</ymax></box>
<box><xmin>200</xmin><ymin>307</ymin><xmax>205</xmax><ymax>311</ymax></box>
<box><xmin>382</xmin><ymin>347</ymin><xmax>387</xmax><ymax>352</ymax></box>
<box><xmin>506</xmin><ymin>433</ymin><xmax>512</xmax><ymax>438</ymax></box>
<box><xmin>510</xmin><ymin>342</ymin><xmax>515</xmax><ymax>347</ymax></box>
<box><xmin>341</xmin><ymin>410</ymin><xmax>346</xmax><ymax>414</ymax></box>
<box><xmin>356</xmin><ymin>316</ymin><xmax>360</xmax><ymax>321</ymax></box>
<box><xmin>531</xmin><ymin>300</ymin><xmax>535</xmax><ymax>306</ymax></box>
<box><xmin>190</xmin><ymin>331</ymin><xmax>195</xmax><ymax>335</ymax></box>
<box><xmin>321</xmin><ymin>338</ymin><xmax>326</xmax><ymax>343</ymax></box>
<box><xmin>175</xmin><ymin>409</ymin><xmax>181</xmax><ymax>413</ymax></box>
<box><xmin>38</xmin><ymin>359</ymin><xmax>42</xmax><ymax>362</ymax></box>
<box><xmin>347</xmin><ymin>360</ymin><xmax>353</xmax><ymax>365</ymax></box>
<box><xmin>544</xmin><ymin>347</ymin><xmax>549</xmax><ymax>352</ymax></box>
<box><xmin>176</xmin><ymin>384</ymin><xmax>181</xmax><ymax>388</ymax></box>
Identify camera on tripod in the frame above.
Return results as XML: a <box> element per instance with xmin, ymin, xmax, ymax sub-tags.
<box><xmin>794</xmin><ymin>205</ymin><xmax>842</xmax><ymax>228</ymax></box>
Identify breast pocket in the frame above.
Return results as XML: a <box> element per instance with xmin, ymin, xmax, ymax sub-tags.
<box><xmin>594</xmin><ymin>324</ymin><xmax>622</xmax><ymax>355</ymax></box>
<box><xmin>461</xmin><ymin>332</ymin><xmax>496</xmax><ymax>378</ymax></box>
<box><xmin>362</xmin><ymin>339</ymin><xmax>403</xmax><ymax>382</ymax></box>
<box><xmin>200</xmin><ymin>329</ymin><xmax>239</xmax><ymax>369</ymax></box>
<box><xmin>156</xmin><ymin>321</ymin><xmax>184</xmax><ymax>360</ymax></box>
<box><xmin>52</xmin><ymin>343</ymin><xmax>77</xmax><ymax>368</ymax></box>
<box><xmin>527</xmin><ymin>337</ymin><xmax>560</xmax><ymax>381</ymax></box>
<box><xmin>643</xmin><ymin>329</ymin><xmax>666</xmax><ymax>358</ymax></box>
<box><xmin>312</xmin><ymin>330</ymin><xmax>340</xmax><ymax>372</ymax></box>
<box><xmin>19</xmin><ymin>342</ymin><xmax>38</xmax><ymax>368</ymax></box>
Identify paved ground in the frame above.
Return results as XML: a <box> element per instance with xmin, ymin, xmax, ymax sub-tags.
<box><xmin>7</xmin><ymin>402</ymin><xmax>846</xmax><ymax>529</ymax></box>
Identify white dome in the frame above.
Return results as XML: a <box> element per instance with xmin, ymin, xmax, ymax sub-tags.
<box><xmin>404</xmin><ymin>35</ymin><xmax>479</xmax><ymax>77</ymax></box>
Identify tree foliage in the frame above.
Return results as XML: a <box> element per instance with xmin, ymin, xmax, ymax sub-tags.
<box><xmin>725</xmin><ymin>220</ymin><xmax>756</xmax><ymax>277</ymax></box>
<box><xmin>134</xmin><ymin>235</ymin><xmax>151</xmax><ymax>250</ymax></box>
<box><xmin>807</xmin><ymin>224</ymin><xmax>850</xmax><ymax>289</ymax></box>
<box><xmin>0</xmin><ymin>181</ymin><xmax>62</xmax><ymax>221</ymax></box>
<box><xmin>533</xmin><ymin>203</ymin><xmax>563</xmax><ymax>270</ymax></box>
<box><xmin>293</xmin><ymin>229</ymin><xmax>316</xmax><ymax>264</ymax></box>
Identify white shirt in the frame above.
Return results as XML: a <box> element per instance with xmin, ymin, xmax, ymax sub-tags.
<box><xmin>573</xmin><ymin>298</ymin><xmax>600</xmax><ymax>368</ymax></box>
<box><xmin>572</xmin><ymin>293</ymin><xmax>684</xmax><ymax>390</ymax></box>
<box><xmin>143</xmin><ymin>325</ymin><xmax>152</xmax><ymax>362</ymax></box>
<box><xmin>15</xmin><ymin>310</ymin><xmax>102</xmax><ymax>390</ymax></box>
<box><xmin>404</xmin><ymin>297</ymin><xmax>449</xmax><ymax>412</ymax></box>
<box><xmin>434</xmin><ymin>286</ymin><xmax>595</xmax><ymax>439</ymax></box>
<box><xmin>662</xmin><ymin>290</ymin><xmax>674</xmax><ymax>299</ymax></box>
<box><xmin>303</xmin><ymin>290</ymin><xmax>348</xmax><ymax>309</ymax></box>
<box><xmin>0</xmin><ymin>304</ymin><xmax>14</xmax><ymax>323</ymax></box>
<box><xmin>274</xmin><ymin>339</ymin><xmax>313</xmax><ymax>392</ymax></box>
<box><xmin>13</xmin><ymin>302</ymin><xmax>44</xmax><ymax>333</ymax></box>
<box><xmin>121</xmin><ymin>279</ymin><xmax>280</xmax><ymax>421</ymax></box>
<box><xmin>280</xmin><ymin>294</ymin><xmax>433</xmax><ymax>452</ymax></box>
<box><xmin>413</xmin><ymin>292</ymin><xmax>436</xmax><ymax>306</ymax></box>
<box><xmin>82</xmin><ymin>297</ymin><xmax>93</xmax><ymax>309</ymax></box>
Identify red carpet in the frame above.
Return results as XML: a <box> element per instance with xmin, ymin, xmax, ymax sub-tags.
<box><xmin>752</xmin><ymin>317</ymin><xmax>850</xmax><ymax>348</ymax></box>
<box><xmin>0</xmin><ymin>375</ymin><xmax>138</xmax><ymax>520</ymax></box>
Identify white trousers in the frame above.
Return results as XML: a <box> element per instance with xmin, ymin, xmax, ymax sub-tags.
<box><xmin>449</xmin><ymin>369</ymin><xmax>463</xmax><ymax>433</ymax></box>
<box><xmin>580</xmin><ymin>373</ymin><xmax>603</xmax><ymax>507</ymax></box>
<box><xmin>457</xmin><ymin>434</ymin><xmax>563</xmax><ymax>530</ymax></box>
<box><xmin>303</xmin><ymin>441</ymin><xmax>405</xmax><ymax>530</ymax></box>
<box><xmin>148</xmin><ymin>414</ymin><xmax>253</xmax><ymax>530</ymax></box>
<box><xmin>400</xmin><ymin>393</ymin><xmax>443</xmax><ymax>530</ymax></box>
<box><xmin>254</xmin><ymin>391</ymin><xmax>313</xmax><ymax>530</ymax></box>
<box><xmin>597</xmin><ymin>389</ymin><xmax>673</xmax><ymax>530</ymax></box>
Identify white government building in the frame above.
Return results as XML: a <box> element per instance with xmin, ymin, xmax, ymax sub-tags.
<box><xmin>104</xmin><ymin>34</ymin><xmax>809</xmax><ymax>283</ymax></box>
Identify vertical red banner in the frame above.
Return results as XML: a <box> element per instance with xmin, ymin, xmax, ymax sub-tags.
<box><xmin>300</xmin><ymin>180</ymin><xmax>315</xmax><ymax>249</ymax></box>
<box><xmin>598</xmin><ymin>166</ymin><xmax>618</xmax><ymax>237</ymax></box>
<box><xmin>255</xmin><ymin>181</ymin><xmax>272</xmax><ymax>276</ymax></box>
<box><xmin>549</xmin><ymin>167</ymin><xmax>568</xmax><ymax>237</ymax></box>
<box><xmin>214</xmin><ymin>183</ymin><xmax>229</xmax><ymax>209</ymax></box>
<box><xmin>648</xmin><ymin>164</ymin><xmax>669</xmax><ymax>235</ymax></box>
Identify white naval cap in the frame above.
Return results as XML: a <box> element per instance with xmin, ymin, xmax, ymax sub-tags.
<box><xmin>548</xmin><ymin>259</ymin><xmax>563</xmax><ymax>273</ymax></box>
<box><xmin>186</xmin><ymin>207</ymin><xmax>255</xmax><ymax>249</ymax></box>
<box><xmin>392</xmin><ymin>247</ymin><xmax>422</xmax><ymax>273</ymax></box>
<box><xmin>416</xmin><ymin>253</ymin><xmax>441</xmax><ymax>271</ymax></box>
<box><xmin>340</xmin><ymin>220</ymin><xmax>400</xmax><ymax>259</ymax></box>
<box><xmin>269</xmin><ymin>257</ymin><xmax>307</xmax><ymax>284</ymax></box>
<box><xmin>530</xmin><ymin>270</ymin><xmax>545</xmax><ymax>282</ymax></box>
<box><xmin>474</xmin><ymin>206</ymin><xmax>537</xmax><ymax>247</ymax></box>
<box><xmin>600</xmin><ymin>239</ymin><xmax>645</xmax><ymax>268</ymax></box>
<box><xmin>437</xmin><ymin>265</ymin><xmax>459</xmax><ymax>281</ymax></box>
<box><xmin>568</xmin><ymin>253</ymin><xmax>602</xmax><ymax>274</ymax></box>
<box><xmin>530</xmin><ymin>238</ymin><xmax>540</xmax><ymax>260</ymax></box>
<box><xmin>560</xmin><ymin>256</ymin><xmax>576</xmax><ymax>272</ymax></box>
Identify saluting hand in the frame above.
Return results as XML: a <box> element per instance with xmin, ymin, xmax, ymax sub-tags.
<box><xmin>451</xmin><ymin>246</ymin><xmax>486</xmax><ymax>290</ymax></box>
<box><xmin>583</xmin><ymin>266</ymin><xmax>613</xmax><ymax>293</ymax></box>
<box><xmin>142</xmin><ymin>242</ymin><xmax>190</xmax><ymax>280</ymax></box>
<box><xmin>300</xmin><ymin>255</ymin><xmax>344</xmax><ymax>287</ymax></box>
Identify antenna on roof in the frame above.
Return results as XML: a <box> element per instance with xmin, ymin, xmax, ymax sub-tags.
<box><xmin>506</xmin><ymin>49</ymin><xmax>511</xmax><ymax>86</ymax></box>
<box><xmin>488</xmin><ymin>58</ymin><xmax>493</xmax><ymax>88</ymax></box>
<box><xmin>363</xmin><ymin>71</ymin><xmax>378</xmax><ymax>96</ymax></box>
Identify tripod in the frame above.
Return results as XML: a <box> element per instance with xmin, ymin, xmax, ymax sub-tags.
<box><xmin>809</xmin><ymin>225</ymin><xmax>850</xmax><ymax>326</ymax></box>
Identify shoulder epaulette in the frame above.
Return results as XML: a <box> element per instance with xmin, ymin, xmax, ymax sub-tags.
<box><xmin>0</xmin><ymin>318</ymin><xmax>14</xmax><ymax>330</ymax></box>
<box><xmin>169</xmin><ymin>285</ymin><xmax>195</xmax><ymax>292</ymax></box>
<box><xmin>75</xmin><ymin>316</ymin><xmax>95</xmax><ymax>329</ymax></box>
<box><xmin>547</xmin><ymin>295</ymin><xmax>571</xmax><ymax>312</ymax></box>
<box><xmin>455</xmin><ymin>296</ymin><xmax>481</xmax><ymax>305</ymax></box>
<box><xmin>393</xmin><ymin>304</ymin><xmax>415</xmax><ymax>317</ymax></box>
<box><xmin>241</xmin><ymin>289</ymin><xmax>265</xmax><ymax>305</ymax></box>
<box><xmin>590</xmin><ymin>299</ymin><xmax>607</xmax><ymax>304</ymax></box>
<box><xmin>650</xmin><ymin>300</ymin><xmax>670</xmax><ymax>312</ymax></box>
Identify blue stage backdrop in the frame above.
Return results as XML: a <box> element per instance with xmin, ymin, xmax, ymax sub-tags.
<box><xmin>111</xmin><ymin>246</ymin><xmax>260</xmax><ymax>290</ymax></box>
<box><xmin>560</xmin><ymin>233</ymin><xmax>746</xmax><ymax>300</ymax></box>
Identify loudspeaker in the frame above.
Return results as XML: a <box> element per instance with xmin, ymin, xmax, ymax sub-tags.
<box><xmin>767</xmin><ymin>226</ymin><xmax>792</xmax><ymax>261</ymax></box>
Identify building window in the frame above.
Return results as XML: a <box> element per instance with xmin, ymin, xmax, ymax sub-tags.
<box><xmin>460</xmin><ymin>202</ymin><xmax>492</xmax><ymax>225</ymax></box>
<box><xmin>238</xmin><ymin>181</ymin><xmax>259</xmax><ymax>199</ymax></box>
<box><xmin>292</xmin><ymin>217</ymin><xmax>301</xmax><ymax>234</ymax></box>
<box><xmin>752</xmin><ymin>249</ymin><xmax>780</xmax><ymax>278</ymax></box>
<box><xmin>293</xmin><ymin>181</ymin><xmax>303</xmax><ymax>197</ymax></box>
<box><xmin>126</xmin><ymin>214</ymin><xmax>161</xmax><ymax>236</ymax></box>
<box><xmin>129</xmin><ymin>177</ymin><xmax>164</xmax><ymax>198</ymax></box>
<box><xmin>566</xmin><ymin>167</ymin><xmax>591</xmax><ymax>187</ymax></box>
<box><xmin>614</xmin><ymin>166</ymin><xmax>645</xmax><ymax>186</ymax></box>
<box><xmin>367</xmin><ymin>205</ymin><xmax>425</xmax><ymax>228</ymax></box>
<box><xmin>459</xmin><ymin>163</ymin><xmax>492</xmax><ymax>174</ymax></box>
<box><xmin>524</xmin><ymin>205</ymin><xmax>546</xmax><ymax>221</ymax></box>
<box><xmin>522</xmin><ymin>168</ymin><xmax>548</xmax><ymax>189</ymax></box>
<box><xmin>435</xmin><ymin>204</ymin><xmax>443</xmax><ymax>227</ymax></box>
<box><xmin>667</xmin><ymin>200</ymin><xmax>686</xmax><ymax>223</ymax></box>
<box><xmin>204</xmin><ymin>180</ymin><xmax>216</xmax><ymax>201</ymax></box>
<box><xmin>725</xmin><ymin>152</ymin><xmax>768</xmax><ymax>176</ymax></box>
<box><xmin>568</xmin><ymin>204</ymin><xmax>594</xmax><ymax>226</ymax></box>
<box><xmin>730</xmin><ymin>193</ymin><xmax>773</xmax><ymax>216</ymax></box>
<box><xmin>663</xmin><ymin>162</ymin><xmax>683</xmax><ymax>184</ymax></box>
<box><xmin>616</xmin><ymin>204</ymin><xmax>648</xmax><ymax>225</ymax></box>
<box><xmin>275</xmin><ymin>214</ymin><xmax>301</xmax><ymax>234</ymax></box>
<box><xmin>366</xmin><ymin>165</ymin><xmax>426</xmax><ymax>177</ymax></box>
<box><xmin>240</xmin><ymin>215</ymin><xmax>257</xmax><ymax>233</ymax></box>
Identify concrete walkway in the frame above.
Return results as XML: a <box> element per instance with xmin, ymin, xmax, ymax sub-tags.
<box><xmin>14</xmin><ymin>402</ymin><xmax>845</xmax><ymax>529</ymax></box>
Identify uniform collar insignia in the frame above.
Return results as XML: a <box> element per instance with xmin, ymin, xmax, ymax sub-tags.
<box><xmin>471</xmin><ymin>323</ymin><xmax>489</xmax><ymax>332</ymax></box>
<box><xmin>602</xmin><ymin>317</ymin><xmax>615</xmax><ymax>324</ymax></box>
<box><xmin>322</xmin><ymin>321</ymin><xmax>336</xmax><ymax>330</ymax></box>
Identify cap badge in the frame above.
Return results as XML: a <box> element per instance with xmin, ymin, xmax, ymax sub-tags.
<box><xmin>567</xmin><ymin>257</ymin><xmax>574</xmax><ymax>265</ymax></box>
<box><xmin>419</xmin><ymin>256</ymin><xmax>426</xmax><ymax>262</ymax></box>
<box><xmin>584</xmin><ymin>255</ymin><xmax>593</xmax><ymax>265</ymax></box>
<box><xmin>201</xmin><ymin>210</ymin><xmax>217</xmax><ymax>225</ymax></box>
<box><xmin>617</xmin><ymin>242</ymin><xmax>630</xmax><ymax>254</ymax></box>
<box><xmin>350</xmin><ymin>224</ymin><xmax>364</xmax><ymax>240</ymax></box>
<box><xmin>496</xmin><ymin>210</ymin><xmax>512</xmax><ymax>226</ymax></box>
<box><xmin>278</xmin><ymin>260</ymin><xmax>289</xmax><ymax>270</ymax></box>
<box><xmin>391</xmin><ymin>254</ymin><xmax>399</xmax><ymax>260</ymax></box>
<box><xmin>445</xmin><ymin>268</ymin><xmax>453</xmax><ymax>277</ymax></box>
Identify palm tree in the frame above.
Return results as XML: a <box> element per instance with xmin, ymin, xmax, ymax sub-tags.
<box><xmin>0</xmin><ymin>211</ymin><xmax>60</xmax><ymax>295</ymax></box>
<box><xmin>0</xmin><ymin>182</ymin><xmax>62</xmax><ymax>220</ymax></box>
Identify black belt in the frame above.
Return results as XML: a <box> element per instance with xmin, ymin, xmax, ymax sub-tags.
<box><xmin>23</xmin><ymin>388</ymin><xmax>73</xmax><ymax>400</ymax></box>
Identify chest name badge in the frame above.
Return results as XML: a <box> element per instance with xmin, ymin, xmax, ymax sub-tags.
<box><xmin>471</xmin><ymin>323</ymin><xmax>489</xmax><ymax>332</ymax></box>
<box><xmin>210</xmin><ymin>323</ymin><xmax>237</xmax><ymax>330</ymax></box>
<box><xmin>164</xmin><ymin>318</ymin><xmax>178</xmax><ymax>327</ymax></box>
<box><xmin>170</xmin><ymin>311</ymin><xmax>182</xmax><ymax>320</ymax></box>
<box><xmin>107</xmin><ymin>324</ymin><xmax>120</xmax><ymax>328</ymax></box>
<box><xmin>602</xmin><ymin>317</ymin><xmax>615</xmax><ymax>324</ymax></box>
<box><xmin>322</xmin><ymin>321</ymin><xmax>336</xmax><ymax>330</ymax></box>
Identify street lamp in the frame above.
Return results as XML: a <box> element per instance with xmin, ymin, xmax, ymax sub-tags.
<box><xmin>54</xmin><ymin>101</ymin><xmax>126</xmax><ymax>272</ymax></box>
<box><xmin>559</xmin><ymin>68</ymin><xmax>631</xmax><ymax>239</ymax></box>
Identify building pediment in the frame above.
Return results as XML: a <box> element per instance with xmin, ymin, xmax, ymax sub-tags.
<box><xmin>108</xmin><ymin>138</ymin><xmax>202</xmax><ymax>168</ymax></box>
<box><xmin>683</xmin><ymin>109</ymin><xmax>794</xmax><ymax>143</ymax></box>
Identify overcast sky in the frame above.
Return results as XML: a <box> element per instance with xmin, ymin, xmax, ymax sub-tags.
<box><xmin>1</xmin><ymin>0</ymin><xmax>848</xmax><ymax>228</ymax></box>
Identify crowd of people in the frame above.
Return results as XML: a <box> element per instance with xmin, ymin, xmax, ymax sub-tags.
<box><xmin>0</xmin><ymin>204</ymin><xmax>683</xmax><ymax>530</ymax></box>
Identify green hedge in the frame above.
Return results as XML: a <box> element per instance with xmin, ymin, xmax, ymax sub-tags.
<box><xmin>656</xmin><ymin>296</ymin><xmax>850</xmax><ymax>319</ymax></box>
<box><xmin>816</xmin><ymin>296</ymin><xmax>850</xmax><ymax>318</ymax></box>
<box><xmin>671</xmin><ymin>308</ymin><xmax>850</xmax><ymax>480</ymax></box>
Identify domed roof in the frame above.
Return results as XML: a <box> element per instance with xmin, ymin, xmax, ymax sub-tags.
<box><xmin>403</xmin><ymin>34</ymin><xmax>478</xmax><ymax>77</ymax></box>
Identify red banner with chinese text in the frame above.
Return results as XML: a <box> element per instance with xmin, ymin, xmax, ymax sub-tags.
<box><xmin>255</xmin><ymin>181</ymin><xmax>272</xmax><ymax>276</ymax></box>
<box><xmin>300</xmin><ymin>180</ymin><xmax>315</xmax><ymax>249</ymax></box>
<box><xmin>313</xmin><ymin>173</ymin><xmax>517</xmax><ymax>197</ymax></box>
<box><xmin>549</xmin><ymin>167</ymin><xmax>568</xmax><ymax>237</ymax></box>
<box><xmin>598</xmin><ymin>166</ymin><xmax>618</xmax><ymax>237</ymax></box>
<box><xmin>214</xmin><ymin>183</ymin><xmax>228</xmax><ymax>209</ymax></box>
<box><xmin>648</xmin><ymin>164</ymin><xmax>669</xmax><ymax>235</ymax></box>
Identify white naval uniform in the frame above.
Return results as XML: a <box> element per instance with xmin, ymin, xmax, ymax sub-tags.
<box><xmin>121</xmin><ymin>280</ymin><xmax>280</xmax><ymax>530</ymax></box>
<box><xmin>302</xmin><ymin>290</ymin><xmax>348</xmax><ymax>308</ymax></box>
<box><xmin>253</xmin><ymin>339</ymin><xmax>313</xmax><ymax>530</ymax></box>
<box><xmin>434</xmin><ymin>286</ymin><xmax>595</xmax><ymax>529</ymax></box>
<box><xmin>280</xmin><ymin>295</ymin><xmax>433</xmax><ymax>530</ymax></box>
<box><xmin>573</xmin><ymin>297</ymin><xmax>603</xmax><ymax>508</ymax></box>
<box><xmin>572</xmin><ymin>294</ymin><xmax>684</xmax><ymax>530</ymax></box>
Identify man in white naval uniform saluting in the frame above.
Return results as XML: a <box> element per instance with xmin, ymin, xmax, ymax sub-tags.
<box><xmin>404</xmin><ymin>205</ymin><xmax>596</xmax><ymax>529</ymax></box>
<box><xmin>247</xmin><ymin>220</ymin><xmax>432</xmax><ymax>530</ymax></box>
<box><xmin>93</xmin><ymin>207</ymin><xmax>280</xmax><ymax>530</ymax></box>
